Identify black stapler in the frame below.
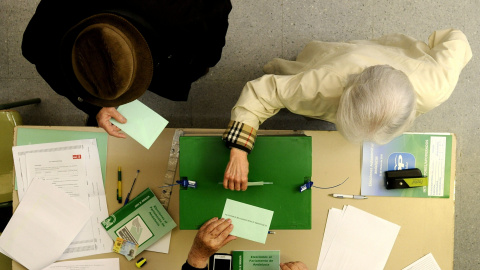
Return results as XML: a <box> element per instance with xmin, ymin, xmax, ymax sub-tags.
<box><xmin>384</xmin><ymin>168</ymin><xmax>428</xmax><ymax>189</ymax></box>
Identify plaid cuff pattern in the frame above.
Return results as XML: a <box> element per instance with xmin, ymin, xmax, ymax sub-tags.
<box><xmin>222</xmin><ymin>121</ymin><xmax>257</xmax><ymax>153</ymax></box>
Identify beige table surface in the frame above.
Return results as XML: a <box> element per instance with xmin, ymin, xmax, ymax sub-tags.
<box><xmin>12</xmin><ymin>126</ymin><xmax>455</xmax><ymax>270</ymax></box>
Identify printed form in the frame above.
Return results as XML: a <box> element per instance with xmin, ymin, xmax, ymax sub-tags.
<box><xmin>12</xmin><ymin>139</ymin><xmax>112</xmax><ymax>260</ymax></box>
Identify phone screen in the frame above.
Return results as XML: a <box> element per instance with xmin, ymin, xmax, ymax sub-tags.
<box><xmin>213</xmin><ymin>257</ymin><xmax>231</xmax><ymax>270</ymax></box>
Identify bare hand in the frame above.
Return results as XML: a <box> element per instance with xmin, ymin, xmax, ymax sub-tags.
<box><xmin>223</xmin><ymin>148</ymin><xmax>249</xmax><ymax>191</ymax></box>
<box><xmin>187</xmin><ymin>217</ymin><xmax>237</xmax><ymax>268</ymax></box>
<box><xmin>96</xmin><ymin>107</ymin><xmax>127</xmax><ymax>138</ymax></box>
<box><xmin>280</xmin><ymin>261</ymin><xmax>308</xmax><ymax>270</ymax></box>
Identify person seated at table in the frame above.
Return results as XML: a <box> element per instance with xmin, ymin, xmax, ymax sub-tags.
<box><xmin>221</xmin><ymin>28</ymin><xmax>472</xmax><ymax>191</ymax></box>
<box><xmin>22</xmin><ymin>0</ymin><xmax>232</xmax><ymax>137</ymax></box>
<box><xmin>183</xmin><ymin>217</ymin><xmax>308</xmax><ymax>270</ymax></box>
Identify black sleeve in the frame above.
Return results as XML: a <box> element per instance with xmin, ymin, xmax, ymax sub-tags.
<box><xmin>36</xmin><ymin>64</ymin><xmax>103</xmax><ymax>117</ymax></box>
<box><xmin>181</xmin><ymin>261</ymin><xmax>208</xmax><ymax>270</ymax></box>
<box><xmin>199</xmin><ymin>0</ymin><xmax>232</xmax><ymax>68</ymax></box>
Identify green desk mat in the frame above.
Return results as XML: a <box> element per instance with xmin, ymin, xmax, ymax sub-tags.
<box><xmin>179</xmin><ymin>136</ymin><xmax>312</xmax><ymax>230</ymax></box>
<box><xmin>16</xmin><ymin>127</ymin><xmax>108</xmax><ymax>185</ymax></box>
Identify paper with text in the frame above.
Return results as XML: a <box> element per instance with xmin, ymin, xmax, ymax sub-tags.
<box><xmin>109</xmin><ymin>99</ymin><xmax>168</xmax><ymax>149</ymax></box>
<box><xmin>317</xmin><ymin>205</ymin><xmax>400</xmax><ymax>270</ymax></box>
<box><xmin>0</xmin><ymin>178</ymin><xmax>92</xmax><ymax>270</ymax></box>
<box><xmin>41</xmin><ymin>258</ymin><xmax>120</xmax><ymax>270</ymax></box>
<box><xmin>12</xmin><ymin>139</ymin><xmax>112</xmax><ymax>259</ymax></box>
<box><xmin>221</xmin><ymin>199</ymin><xmax>273</xmax><ymax>244</ymax></box>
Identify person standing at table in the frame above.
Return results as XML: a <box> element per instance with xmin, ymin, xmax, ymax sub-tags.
<box><xmin>22</xmin><ymin>0</ymin><xmax>232</xmax><ymax>137</ymax></box>
<box><xmin>182</xmin><ymin>217</ymin><xmax>309</xmax><ymax>270</ymax></box>
<box><xmin>221</xmin><ymin>29</ymin><xmax>472</xmax><ymax>191</ymax></box>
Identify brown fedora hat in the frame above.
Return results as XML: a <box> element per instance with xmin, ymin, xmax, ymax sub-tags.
<box><xmin>62</xmin><ymin>13</ymin><xmax>153</xmax><ymax>107</ymax></box>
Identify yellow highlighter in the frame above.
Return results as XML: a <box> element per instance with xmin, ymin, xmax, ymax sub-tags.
<box><xmin>117</xmin><ymin>166</ymin><xmax>122</xmax><ymax>203</ymax></box>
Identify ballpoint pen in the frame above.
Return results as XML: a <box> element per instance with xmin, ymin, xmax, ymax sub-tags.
<box><xmin>124</xmin><ymin>170</ymin><xmax>140</xmax><ymax>205</ymax></box>
<box><xmin>117</xmin><ymin>166</ymin><xmax>122</xmax><ymax>203</ymax></box>
<box><xmin>332</xmin><ymin>194</ymin><xmax>368</xmax><ymax>199</ymax></box>
<box><xmin>217</xmin><ymin>181</ymin><xmax>273</xmax><ymax>186</ymax></box>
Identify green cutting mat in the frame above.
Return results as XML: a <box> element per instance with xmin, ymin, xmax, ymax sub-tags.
<box><xmin>179</xmin><ymin>136</ymin><xmax>312</xmax><ymax>230</ymax></box>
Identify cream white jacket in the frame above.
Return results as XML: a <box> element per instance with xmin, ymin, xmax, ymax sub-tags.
<box><xmin>230</xmin><ymin>29</ymin><xmax>472</xmax><ymax>130</ymax></box>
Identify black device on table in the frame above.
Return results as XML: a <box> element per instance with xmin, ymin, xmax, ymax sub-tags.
<box><xmin>209</xmin><ymin>253</ymin><xmax>232</xmax><ymax>270</ymax></box>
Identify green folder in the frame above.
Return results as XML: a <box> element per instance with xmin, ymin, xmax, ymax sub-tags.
<box><xmin>179</xmin><ymin>136</ymin><xmax>312</xmax><ymax>230</ymax></box>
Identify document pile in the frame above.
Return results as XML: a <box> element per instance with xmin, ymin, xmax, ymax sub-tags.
<box><xmin>0</xmin><ymin>139</ymin><xmax>112</xmax><ymax>270</ymax></box>
<box><xmin>317</xmin><ymin>205</ymin><xmax>400</xmax><ymax>270</ymax></box>
<box><xmin>41</xmin><ymin>258</ymin><xmax>120</xmax><ymax>270</ymax></box>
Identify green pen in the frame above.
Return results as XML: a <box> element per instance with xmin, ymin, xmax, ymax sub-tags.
<box><xmin>117</xmin><ymin>166</ymin><xmax>122</xmax><ymax>203</ymax></box>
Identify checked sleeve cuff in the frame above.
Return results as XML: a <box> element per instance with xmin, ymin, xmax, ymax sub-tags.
<box><xmin>222</xmin><ymin>121</ymin><xmax>257</xmax><ymax>154</ymax></box>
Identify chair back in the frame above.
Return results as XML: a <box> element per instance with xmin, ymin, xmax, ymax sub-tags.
<box><xmin>0</xmin><ymin>110</ymin><xmax>22</xmax><ymax>203</ymax></box>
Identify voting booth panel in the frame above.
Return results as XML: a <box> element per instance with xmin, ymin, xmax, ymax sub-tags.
<box><xmin>178</xmin><ymin>136</ymin><xmax>312</xmax><ymax>230</ymax></box>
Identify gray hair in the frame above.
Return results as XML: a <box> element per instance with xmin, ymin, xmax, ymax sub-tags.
<box><xmin>336</xmin><ymin>65</ymin><xmax>416</xmax><ymax>145</ymax></box>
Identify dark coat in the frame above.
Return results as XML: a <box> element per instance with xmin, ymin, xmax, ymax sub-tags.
<box><xmin>22</xmin><ymin>0</ymin><xmax>232</xmax><ymax>117</ymax></box>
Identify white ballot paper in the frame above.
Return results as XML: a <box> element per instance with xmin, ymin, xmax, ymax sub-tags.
<box><xmin>221</xmin><ymin>199</ymin><xmax>274</xmax><ymax>244</ymax></box>
<box><xmin>318</xmin><ymin>207</ymin><xmax>343</xmax><ymax>265</ymax></box>
<box><xmin>317</xmin><ymin>205</ymin><xmax>400</xmax><ymax>270</ymax></box>
<box><xmin>402</xmin><ymin>253</ymin><xmax>441</xmax><ymax>270</ymax></box>
<box><xmin>12</xmin><ymin>139</ymin><xmax>112</xmax><ymax>259</ymax></box>
<box><xmin>41</xmin><ymin>258</ymin><xmax>120</xmax><ymax>270</ymax></box>
<box><xmin>146</xmin><ymin>231</ymin><xmax>172</xmax><ymax>254</ymax></box>
<box><xmin>0</xmin><ymin>178</ymin><xmax>92</xmax><ymax>270</ymax></box>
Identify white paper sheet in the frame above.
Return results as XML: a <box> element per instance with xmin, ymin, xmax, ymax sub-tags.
<box><xmin>318</xmin><ymin>205</ymin><xmax>400</xmax><ymax>270</ymax></box>
<box><xmin>402</xmin><ymin>253</ymin><xmax>441</xmax><ymax>270</ymax></box>
<box><xmin>41</xmin><ymin>258</ymin><xmax>120</xmax><ymax>270</ymax></box>
<box><xmin>317</xmin><ymin>208</ymin><xmax>343</xmax><ymax>267</ymax></box>
<box><xmin>146</xmin><ymin>231</ymin><xmax>172</xmax><ymax>254</ymax></box>
<box><xmin>0</xmin><ymin>178</ymin><xmax>92</xmax><ymax>270</ymax></box>
<box><xmin>12</xmin><ymin>139</ymin><xmax>112</xmax><ymax>259</ymax></box>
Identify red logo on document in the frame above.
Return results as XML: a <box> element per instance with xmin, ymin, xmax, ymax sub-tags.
<box><xmin>73</xmin><ymin>155</ymin><xmax>82</xmax><ymax>159</ymax></box>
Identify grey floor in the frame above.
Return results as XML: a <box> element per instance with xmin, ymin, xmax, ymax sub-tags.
<box><xmin>1</xmin><ymin>0</ymin><xmax>479</xmax><ymax>269</ymax></box>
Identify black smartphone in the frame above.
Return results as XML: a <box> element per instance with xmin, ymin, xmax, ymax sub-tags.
<box><xmin>209</xmin><ymin>253</ymin><xmax>232</xmax><ymax>270</ymax></box>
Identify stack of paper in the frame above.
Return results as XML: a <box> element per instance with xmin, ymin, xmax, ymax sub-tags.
<box><xmin>41</xmin><ymin>258</ymin><xmax>120</xmax><ymax>270</ymax></box>
<box><xmin>2</xmin><ymin>139</ymin><xmax>112</xmax><ymax>268</ymax></box>
<box><xmin>0</xmin><ymin>178</ymin><xmax>92</xmax><ymax>270</ymax></box>
<box><xmin>317</xmin><ymin>205</ymin><xmax>400</xmax><ymax>270</ymax></box>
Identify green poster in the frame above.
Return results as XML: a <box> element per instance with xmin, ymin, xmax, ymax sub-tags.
<box><xmin>361</xmin><ymin>133</ymin><xmax>453</xmax><ymax>198</ymax></box>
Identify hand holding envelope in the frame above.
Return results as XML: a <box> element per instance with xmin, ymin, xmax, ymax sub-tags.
<box><xmin>187</xmin><ymin>217</ymin><xmax>237</xmax><ymax>269</ymax></box>
<box><xmin>221</xmin><ymin>199</ymin><xmax>274</xmax><ymax>244</ymax></box>
<box><xmin>109</xmin><ymin>100</ymin><xmax>169</xmax><ymax>149</ymax></box>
